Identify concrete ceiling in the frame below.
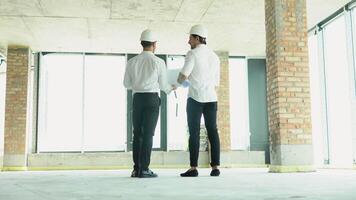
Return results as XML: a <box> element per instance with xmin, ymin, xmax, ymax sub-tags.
<box><xmin>0</xmin><ymin>0</ymin><xmax>351</xmax><ymax>56</ymax></box>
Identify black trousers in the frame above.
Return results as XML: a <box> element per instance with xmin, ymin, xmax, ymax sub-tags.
<box><xmin>132</xmin><ymin>93</ymin><xmax>160</xmax><ymax>171</ymax></box>
<box><xmin>187</xmin><ymin>97</ymin><xmax>220</xmax><ymax>167</ymax></box>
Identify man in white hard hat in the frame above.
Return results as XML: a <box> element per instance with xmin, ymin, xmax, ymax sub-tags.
<box><xmin>178</xmin><ymin>24</ymin><xmax>221</xmax><ymax>177</ymax></box>
<box><xmin>124</xmin><ymin>29</ymin><xmax>175</xmax><ymax>178</ymax></box>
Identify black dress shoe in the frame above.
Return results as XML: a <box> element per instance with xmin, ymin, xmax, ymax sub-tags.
<box><xmin>139</xmin><ymin>169</ymin><xmax>158</xmax><ymax>178</ymax></box>
<box><xmin>180</xmin><ymin>169</ymin><xmax>198</xmax><ymax>177</ymax></box>
<box><xmin>131</xmin><ymin>170</ymin><xmax>138</xmax><ymax>178</ymax></box>
<box><xmin>210</xmin><ymin>168</ymin><xmax>220</xmax><ymax>176</ymax></box>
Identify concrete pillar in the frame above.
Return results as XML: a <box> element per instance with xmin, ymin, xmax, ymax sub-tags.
<box><xmin>216</xmin><ymin>51</ymin><xmax>231</xmax><ymax>151</ymax></box>
<box><xmin>265</xmin><ymin>0</ymin><xmax>314</xmax><ymax>172</ymax></box>
<box><xmin>3</xmin><ymin>46</ymin><xmax>31</xmax><ymax>171</ymax></box>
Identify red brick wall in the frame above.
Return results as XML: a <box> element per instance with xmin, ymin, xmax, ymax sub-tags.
<box><xmin>4</xmin><ymin>46</ymin><xmax>30</xmax><ymax>155</ymax></box>
<box><xmin>216</xmin><ymin>51</ymin><xmax>231</xmax><ymax>151</ymax></box>
<box><xmin>265</xmin><ymin>0</ymin><xmax>312</xmax><ymax>146</ymax></box>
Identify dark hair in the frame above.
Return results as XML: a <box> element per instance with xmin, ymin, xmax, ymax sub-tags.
<box><xmin>191</xmin><ymin>34</ymin><xmax>207</xmax><ymax>44</ymax></box>
<box><xmin>141</xmin><ymin>41</ymin><xmax>154</xmax><ymax>48</ymax></box>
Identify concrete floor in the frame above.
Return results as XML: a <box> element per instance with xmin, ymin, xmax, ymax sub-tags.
<box><xmin>0</xmin><ymin>168</ymin><xmax>355</xmax><ymax>200</ymax></box>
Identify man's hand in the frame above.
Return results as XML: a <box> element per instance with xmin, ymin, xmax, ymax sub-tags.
<box><xmin>177</xmin><ymin>73</ymin><xmax>187</xmax><ymax>84</ymax></box>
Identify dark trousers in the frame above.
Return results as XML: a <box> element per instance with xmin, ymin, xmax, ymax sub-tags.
<box><xmin>132</xmin><ymin>93</ymin><xmax>160</xmax><ymax>171</ymax></box>
<box><xmin>187</xmin><ymin>98</ymin><xmax>220</xmax><ymax>167</ymax></box>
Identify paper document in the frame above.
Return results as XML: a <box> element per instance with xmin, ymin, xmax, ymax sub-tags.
<box><xmin>167</xmin><ymin>68</ymin><xmax>181</xmax><ymax>86</ymax></box>
<box><xmin>167</xmin><ymin>68</ymin><xmax>190</xmax><ymax>87</ymax></box>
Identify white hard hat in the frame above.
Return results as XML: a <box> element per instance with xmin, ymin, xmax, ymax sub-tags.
<box><xmin>189</xmin><ymin>24</ymin><xmax>208</xmax><ymax>38</ymax></box>
<box><xmin>140</xmin><ymin>29</ymin><xmax>157</xmax><ymax>42</ymax></box>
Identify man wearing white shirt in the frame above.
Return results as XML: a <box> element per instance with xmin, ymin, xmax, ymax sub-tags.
<box><xmin>178</xmin><ymin>24</ymin><xmax>221</xmax><ymax>177</ymax></box>
<box><xmin>124</xmin><ymin>29</ymin><xmax>174</xmax><ymax>178</ymax></box>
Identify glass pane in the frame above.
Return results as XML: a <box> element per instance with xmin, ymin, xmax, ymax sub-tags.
<box><xmin>126</xmin><ymin>54</ymin><xmax>161</xmax><ymax>150</ymax></box>
<box><xmin>229</xmin><ymin>58</ymin><xmax>250</xmax><ymax>150</ymax></box>
<box><xmin>353</xmin><ymin>9</ymin><xmax>356</xmax><ymax>91</ymax></box>
<box><xmin>83</xmin><ymin>55</ymin><xmax>126</xmax><ymax>151</ymax></box>
<box><xmin>26</xmin><ymin>67</ymin><xmax>34</xmax><ymax>153</ymax></box>
<box><xmin>38</xmin><ymin>54</ymin><xmax>83</xmax><ymax>152</ymax></box>
<box><xmin>323</xmin><ymin>15</ymin><xmax>354</xmax><ymax>166</ymax></box>
<box><xmin>352</xmin><ymin>8</ymin><xmax>356</xmax><ymax>163</ymax></box>
<box><xmin>0</xmin><ymin>61</ymin><xmax>6</xmax><ymax>156</ymax></box>
<box><xmin>308</xmin><ymin>33</ymin><xmax>325</xmax><ymax>166</ymax></box>
<box><xmin>167</xmin><ymin>56</ymin><xmax>188</xmax><ymax>151</ymax></box>
<box><xmin>153</xmin><ymin>107</ymin><xmax>161</xmax><ymax>148</ymax></box>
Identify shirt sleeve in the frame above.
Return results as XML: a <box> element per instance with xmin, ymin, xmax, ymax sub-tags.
<box><xmin>158</xmin><ymin>60</ymin><xmax>172</xmax><ymax>94</ymax></box>
<box><xmin>180</xmin><ymin>51</ymin><xmax>195</xmax><ymax>77</ymax></box>
<box><xmin>123</xmin><ymin>61</ymin><xmax>132</xmax><ymax>89</ymax></box>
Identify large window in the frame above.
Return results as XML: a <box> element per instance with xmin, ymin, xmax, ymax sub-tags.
<box><xmin>308</xmin><ymin>33</ymin><xmax>325</xmax><ymax>166</ymax></box>
<box><xmin>38</xmin><ymin>54</ymin><xmax>84</xmax><ymax>152</ymax></box>
<box><xmin>126</xmin><ymin>54</ymin><xmax>166</xmax><ymax>150</ymax></box>
<box><xmin>83</xmin><ymin>55</ymin><xmax>126</xmax><ymax>151</ymax></box>
<box><xmin>167</xmin><ymin>55</ymin><xmax>188</xmax><ymax>151</ymax></box>
<box><xmin>353</xmin><ymin>9</ymin><xmax>356</xmax><ymax>93</ymax></box>
<box><xmin>323</xmin><ymin>15</ymin><xmax>354</xmax><ymax>167</ymax></box>
<box><xmin>229</xmin><ymin>58</ymin><xmax>250</xmax><ymax>150</ymax></box>
<box><xmin>27</xmin><ymin>60</ymin><xmax>35</xmax><ymax>153</ymax></box>
<box><xmin>153</xmin><ymin>95</ymin><xmax>161</xmax><ymax>149</ymax></box>
<box><xmin>38</xmin><ymin>53</ymin><xmax>126</xmax><ymax>152</ymax></box>
<box><xmin>0</xmin><ymin>60</ymin><xmax>6</xmax><ymax>157</ymax></box>
<box><xmin>351</xmin><ymin>7</ymin><xmax>356</xmax><ymax>163</ymax></box>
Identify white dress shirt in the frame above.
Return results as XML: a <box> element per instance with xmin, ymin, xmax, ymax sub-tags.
<box><xmin>180</xmin><ymin>44</ymin><xmax>220</xmax><ymax>102</ymax></box>
<box><xmin>123</xmin><ymin>51</ymin><xmax>172</xmax><ymax>94</ymax></box>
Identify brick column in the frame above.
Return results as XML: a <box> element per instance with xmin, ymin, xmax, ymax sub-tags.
<box><xmin>265</xmin><ymin>0</ymin><xmax>314</xmax><ymax>172</ymax></box>
<box><xmin>3</xmin><ymin>46</ymin><xmax>31</xmax><ymax>170</ymax></box>
<box><xmin>216</xmin><ymin>51</ymin><xmax>231</xmax><ymax>151</ymax></box>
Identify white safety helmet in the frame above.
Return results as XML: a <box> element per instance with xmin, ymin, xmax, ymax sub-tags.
<box><xmin>189</xmin><ymin>24</ymin><xmax>208</xmax><ymax>38</ymax></box>
<box><xmin>140</xmin><ymin>29</ymin><xmax>157</xmax><ymax>42</ymax></box>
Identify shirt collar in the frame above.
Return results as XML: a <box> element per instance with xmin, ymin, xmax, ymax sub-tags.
<box><xmin>141</xmin><ymin>51</ymin><xmax>154</xmax><ymax>55</ymax></box>
<box><xmin>193</xmin><ymin>44</ymin><xmax>206</xmax><ymax>51</ymax></box>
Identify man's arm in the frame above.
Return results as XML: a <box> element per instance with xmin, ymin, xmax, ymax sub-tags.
<box><xmin>177</xmin><ymin>51</ymin><xmax>194</xmax><ymax>84</ymax></box>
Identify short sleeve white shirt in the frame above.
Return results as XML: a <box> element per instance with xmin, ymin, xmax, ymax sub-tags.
<box><xmin>180</xmin><ymin>44</ymin><xmax>220</xmax><ymax>102</ymax></box>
